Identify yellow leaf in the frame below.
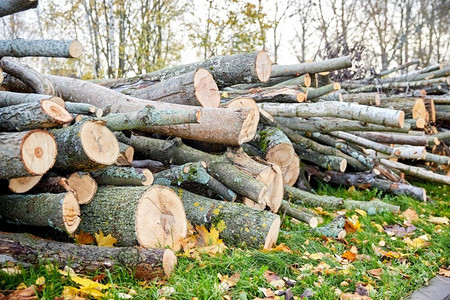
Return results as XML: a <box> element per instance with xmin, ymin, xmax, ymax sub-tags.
<box><xmin>262</xmin><ymin>243</ymin><xmax>292</xmax><ymax>253</ymax></box>
<box><xmin>71</xmin><ymin>275</ymin><xmax>110</xmax><ymax>291</ymax></box>
<box><xmin>35</xmin><ymin>276</ymin><xmax>46</xmax><ymax>286</ymax></box>
<box><xmin>402</xmin><ymin>209</ymin><xmax>419</xmax><ymax>223</ymax></box>
<box><xmin>403</xmin><ymin>237</ymin><xmax>429</xmax><ymax>249</ymax></box>
<box><xmin>355</xmin><ymin>209</ymin><xmax>367</xmax><ymax>217</ymax></box>
<box><xmin>438</xmin><ymin>267</ymin><xmax>450</xmax><ymax>277</ymax></box>
<box><xmin>309</xmin><ymin>252</ymin><xmax>325</xmax><ymax>260</ymax></box>
<box><xmin>95</xmin><ymin>231</ymin><xmax>117</xmax><ymax>247</ymax></box>
<box><xmin>62</xmin><ymin>286</ymin><xmax>83</xmax><ymax>299</ymax></box>
<box><xmin>216</xmin><ymin>220</ymin><xmax>227</xmax><ymax>232</ymax></box>
<box><xmin>196</xmin><ymin>225</ymin><xmax>223</xmax><ymax>246</ymax></box>
<box><xmin>341</xmin><ymin>251</ymin><xmax>357</xmax><ymax>262</ymax></box>
<box><xmin>428</xmin><ymin>216</ymin><xmax>449</xmax><ymax>225</ymax></box>
<box><xmin>16</xmin><ymin>282</ymin><xmax>28</xmax><ymax>290</ymax></box>
<box><xmin>344</xmin><ymin>218</ymin><xmax>361</xmax><ymax>234</ymax></box>
<box><xmin>75</xmin><ymin>230</ymin><xmax>95</xmax><ymax>245</ymax></box>
<box><xmin>59</xmin><ymin>266</ymin><xmax>76</xmax><ymax>277</ymax></box>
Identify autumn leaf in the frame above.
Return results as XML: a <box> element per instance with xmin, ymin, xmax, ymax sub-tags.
<box><xmin>403</xmin><ymin>236</ymin><xmax>429</xmax><ymax>249</ymax></box>
<box><xmin>2</xmin><ymin>285</ymin><xmax>39</xmax><ymax>300</ymax></box>
<box><xmin>428</xmin><ymin>216</ymin><xmax>449</xmax><ymax>225</ymax></box>
<box><xmin>384</xmin><ymin>224</ymin><xmax>416</xmax><ymax>237</ymax></box>
<box><xmin>95</xmin><ymin>231</ymin><xmax>117</xmax><ymax>247</ymax></box>
<box><xmin>367</xmin><ymin>268</ymin><xmax>383</xmax><ymax>280</ymax></box>
<box><xmin>344</xmin><ymin>218</ymin><xmax>361</xmax><ymax>234</ymax></box>
<box><xmin>70</xmin><ymin>275</ymin><xmax>111</xmax><ymax>299</ymax></box>
<box><xmin>264</xmin><ymin>270</ymin><xmax>285</xmax><ymax>289</ymax></box>
<box><xmin>372</xmin><ymin>243</ymin><xmax>406</xmax><ymax>260</ymax></box>
<box><xmin>35</xmin><ymin>276</ymin><xmax>45</xmax><ymax>286</ymax></box>
<box><xmin>218</xmin><ymin>273</ymin><xmax>240</xmax><ymax>292</ymax></box>
<box><xmin>196</xmin><ymin>225</ymin><xmax>222</xmax><ymax>246</ymax></box>
<box><xmin>75</xmin><ymin>230</ymin><xmax>95</xmax><ymax>245</ymax></box>
<box><xmin>309</xmin><ymin>252</ymin><xmax>326</xmax><ymax>260</ymax></box>
<box><xmin>438</xmin><ymin>267</ymin><xmax>450</xmax><ymax>278</ymax></box>
<box><xmin>355</xmin><ymin>209</ymin><xmax>367</xmax><ymax>217</ymax></box>
<box><xmin>262</xmin><ymin>243</ymin><xmax>292</xmax><ymax>253</ymax></box>
<box><xmin>402</xmin><ymin>208</ymin><xmax>419</xmax><ymax>223</ymax></box>
<box><xmin>341</xmin><ymin>251</ymin><xmax>357</xmax><ymax>262</ymax></box>
<box><xmin>340</xmin><ymin>292</ymin><xmax>370</xmax><ymax>300</ymax></box>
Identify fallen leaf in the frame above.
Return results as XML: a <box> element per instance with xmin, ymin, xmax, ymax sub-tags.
<box><xmin>428</xmin><ymin>216</ymin><xmax>449</xmax><ymax>225</ymax></box>
<box><xmin>0</xmin><ymin>266</ymin><xmax>22</xmax><ymax>276</ymax></box>
<box><xmin>355</xmin><ymin>283</ymin><xmax>369</xmax><ymax>296</ymax></box>
<box><xmin>372</xmin><ymin>223</ymin><xmax>384</xmax><ymax>233</ymax></box>
<box><xmin>344</xmin><ymin>218</ymin><xmax>361</xmax><ymax>234</ymax></box>
<box><xmin>3</xmin><ymin>285</ymin><xmax>39</xmax><ymax>300</ymax></box>
<box><xmin>75</xmin><ymin>230</ymin><xmax>95</xmax><ymax>245</ymax></box>
<box><xmin>258</xmin><ymin>287</ymin><xmax>275</xmax><ymax>297</ymax></box>
<box><xmin>438</xmin><ymin>267</ymin><xmax>450</xmax><ymax>277</ymax></box>
<box><xmin>117</xmin><ymin>293</ymin><xmax>133</xmax><ymax>299</ymax></box>
<box><xmin>402</xmin><ymin>209</ymin><xmax>419</xmax><ymax>223</ymax></box>
<box><xmin>218</xmin><ymin>273</ymin><xmax>240</xmax><ymax>292</ymax></box>
<box><xmin>299</xmin><ymin>289</ymin><xmax>314</xmax><ymax>298</ymax></box>
<box><xmin>339</xmin><ymin>292</ymin><xmax>370</xmax><ymax>300</ymax></box>
<box><xmin>384</xmin><ymin>224</ymin><xmax>416</xmax><ymax>237</ymax></box>
<box><xmin>70</xmin><ymin>275</ymin><xmax>110</xmax><ymax>299</ymax></box>
<box><xmin>35</xmin><ymin>277</ymin><xmax>45</xmax><ymax>286</ymax></box>
<box><xmin>62</xmin><ymin>286</ymin><xmax>87</xmax><ymax>300</ymax></box>
<box><xmin>341</xmin><ymin>251</ymin><xmax>357</xmax><ymax>262</ymax></box>
<box><xmin>262</xmin><ymin>243</ymin><xmax>292</xmax><ymax>253</ymax></box>
<box><xmin>367</xmin><ymin>268</ymin><xmax>383</xmax><ymax>280</ymax></box>
<box><xmin>158</xmin><ymin>286</ymin><xmax>175</xmax><ymax>297</ymax></box>
<box><xmin>403</xmin><ymin>237</ymin><xmax>429</xmax><ymax>249</ymax></box>
<box><xmin>196</xmin><ymin>225</ymin><xmax>222</xmax><ymax>246</ymax></box>
<box><xmin>309</xmin><ymin>252</ymin><xmax>325</xmax><ymax>260</ymax></box>
<box><xmin>95</xmin><ymin>231</ymin><xmax>117</xmax><ymax>247</ymax></box>
<box><xmin>59</xmin><ymin>266</ymin><xmax>76</xmax><ymax>277</ymax></box>
<box><xmin>92</xmin><ymin>274</ymin><xmax>107</xmax><ymax>283</ymax></box>
<box><xmin>355</xmin><ymin>209</ymin><xmax>367</xmax><ymax>217</ymax></box>
<box><xmin>372</xmin><ymin>243</ymin><xmax>405</xmax><ymax>260</ymax></box>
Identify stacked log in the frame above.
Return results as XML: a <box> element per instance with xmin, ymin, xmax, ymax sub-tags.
<box><xmin>0</xmin><ymin>5</ymin><xmax>448</xmax><ymax>279</ymax></box>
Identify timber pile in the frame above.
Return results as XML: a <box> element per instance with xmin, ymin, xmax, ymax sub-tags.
<box><xmin>1</xmin><ymin>1</ymin><xmax>449</xmax><ymax>281</ymax></box>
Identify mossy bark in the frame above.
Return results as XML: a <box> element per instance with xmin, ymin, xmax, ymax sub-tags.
<box><xmin>284</xmin><ymin>185</ymin><xmax>343</xmax><ymax>209</ymax></box>
<box><xmin>0</xmin><ymin>232</ymin><xmax>176</xmax><ymax>280</ymax></box>
<box><xmin>294</xmin><ymin>145</ymin><xmax>347</xmax><ymax>172</ymax></box>
<box><xmin>0</xmin><ymin>91</ymin><xmax>55</xmax><ymax>108</ymax></box>
<box><xmin>171</xmin><ymin>188</ymin><xmax>279</xmax><ymax>249</ymax></box>
<box><xmin>91</xmin><ymin>166</ymin><xmax>153</xmax><ymax>186</ymax></box>
<box><xmin>0</xmin><ymin>192</ymin><xmax>80</xmax><ymax>234</ymax></box>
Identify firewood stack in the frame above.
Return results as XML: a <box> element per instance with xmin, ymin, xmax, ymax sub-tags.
<box><xmin>1</xmin><ymin>0</ymin><xmax>449</xmax><ymax>280</ymax></box>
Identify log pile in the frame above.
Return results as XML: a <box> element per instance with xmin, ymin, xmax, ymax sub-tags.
<box><xmin>1</xmin><ymin>1</ymin><xmax>449</xmax><ymax>281</ymax></box>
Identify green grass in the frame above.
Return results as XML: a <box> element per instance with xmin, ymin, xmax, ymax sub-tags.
<box><xmin>1</xmin><ymin>182</ymin><xmax>449</xmax><ymax>300</ymax></box>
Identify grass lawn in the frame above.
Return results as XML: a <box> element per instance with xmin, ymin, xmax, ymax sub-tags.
<box><xmin>1</xmin><ymin>181</ymin><xmax>449</xmax><ymax>299</ymax></box>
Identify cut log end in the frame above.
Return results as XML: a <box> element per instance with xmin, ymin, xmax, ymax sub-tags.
<box><xmin>194</xmin><ymin>68</ymin><xmax>220</xmax><ymax>108</ymax></box>
<box><xmin>141</xmin><ymin>169</ymin><xmax>154</xmax><ymax>186</ymax></box>
<box><xmin>264</xmin><ymin>164</ymin><xmax>283</xmax><ymax>213</ymax></box>
<box><xmin>21</xmin><ymin>130</ymin><xmax>57</xmax><ymax>175</ymax></box>
<box><xmin>304</xmin><ymin>74</ymin><xmax>311</xmax><ymax>87</ymax></box>
<box><xmin>162</xmin><ymin>249</ymin><xmax>178</xmax><ymax>278</ymax></box>
<box><xmin>255</xmin><ymin>51</ymin><xmax>272</xmax><ymax>82</ymax></box>
<box><xmin>48</xmin><ymin>96</ymin><xmax>65</xmax><ymax>108</ymax></box>
<box><xmin>226</xmin><ymin>98</ymin><xmax>259</xmax><ymax>144</ymax></box>
<box><xmin>8</xmin><ymin>175</ymin><xmax>43</xmax><ymax>193</ymax></box>
<box><xmin>339</xmin><ymin>159</ymin><xmax>347</xmax><ymax>173</ymax></box>
<box><xmin>69</xmin><ymin>40</ymin><xmax>84</xmax><ymax>58</ymax></box>
<box><xmin>67</xmin><ymin>172</ymin><xmax>98</xmax><ymax>205</ymax></box>
<box><xmin>41</xmin><ymin>99</ymin><xmax>73</xmax><ymax>125</ymax></box>
<box><xmin>116</xmin><ymin>144</ymin><xmax>135</xmax><ymax>166</ymax></box>
<box><xmin>263</xmin><ymin>215</ymin><xmax>280</xmax><ymax>249</ymax></box>
<box><xmin>63</xmin><ymin>192</ymin><xmax>81</xmax><ymax>235</ymax></box>
<box><xmin>415</xmin><ymin>118</ymin><xmax>425</xmax><ymax>129</ymax></box>
<box><xmin>338</xmin><ymin>230</ymin><xmax>347</xmax><ymax>240</ymax></box>
<box><xmin>80</xmin><ymin>121</ymin><xmax>120</xmax><ymax>166</ymax></box>
<box><xmin>296</xmin><ymin>92</ymin><xmax>307</xmax><ymax>102</ymax></box>
<box><xmin>136</xmin><ymin>185</ymin><xmax>187</xmax><ymax>251</ymax></box>
<box><xmin>333</xmin><ymin>82</ymin><xmax>341</xmax><ymax>90</ymax></box>
<box><xmin>398</xmin><ymin>111</ymin><xmax>405</xmax><ymax>128</ymax></box>
<box><xmin>281</xmin><ymin>154</ymin><xmax>300</xmax><ymax>186</ymax></box>
<box><xmin>309</xmin><ymin>217</ymin><xmax>319</xmax><ymax>228</ymax></box>
<box><xmin>266</xmin><ymin>143</ymin><xmax>296</xmax><ymax>169</ymax></box>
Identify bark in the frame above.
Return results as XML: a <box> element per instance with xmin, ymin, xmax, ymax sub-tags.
<box><xmin>0</xmin><ymin>130</ymin><xmax>56</xmax><ymax>179</ymax></box>
<box><xmin>65</xmin><ymin>102</ymin><xmax>103</xmax><ymax>117</ymax></box>
<box><xmin>0</xmin><ymin>91</ymin><xmax>64</xmax><ymax>108</ymax></box>
<box><xmin>304</xmin><ymin>82</ymin><xmax>341</xmax><ymax>101</ymax></box>
<box><xmin>0</xmin><ymin>39</ymin><xmax>83</xmax><ymax>58</ymax></box>
<box><xmin>284</xmin><ymin>184</ymin><xmax>343</xmax><ymax>209</ymax></box>
<box><xmin>49</xmin><ymin>121</ymin><xmax>119</xmax><ymax>171</ymax></box>
<box><xmin>0</xmin><ymin>0</ymin><xmax>37</xmax><ymax>17</ymax></box>
<box><xmin>380</xmin><ymin>159</ymin><xmax>450</xmax><ymax>185</ymax></box>
<box><xmin>304</xmin><ymin>165</ymin><xmax>427</xmax><ymax>202</ymax></box>
<box><xmin>131</xmin><ymin>159</ymin><xmax>166</xmax><ymax>173</ymax></box>
<box><xmin>130</xmin><ymin>69</ymin><xmax>220</xmax><ymax>107</ymax></box>
<box><xmin>338</xmin><ymin>92</ymin><xmax>381</xmax><ymax>106</ymax></box>
<box><xmin>351</xmin><ymin>132</ymin><xmax>428</xmax><ymax>146</ymax></box>
<box><xmin>153</xmin><ymin>162</ymin><xmax>236</xmax><ymax>201</ymax></box>
<box><xmin>258</xmin><ymin>101</ymin><xmax>405</xmax><ymax>128</ymax></box>
<box><xmin>47</xmin><ymin>75</ymin><xmax>257</xmax><ymax>145</ymax></box>
<box><xmin>279</xmin><ymin>200</ymin><xmax>319</xmax><ymax>228</ymax></box>
<box><xmin>436</xmin><ymin>111</ymin><xmax>450</xmax><ymax>122</ymax></box>
<box><xmin>270</xmin><ymin>74</ymin><xmax>311</xmax><ymax>88</ymax></box>
<box><xmin>255</xmin><ymin>126</ymin><xmax>295</xmax><ymax>168</ymax></box>
<box><xmin>0</xmin><ymin>192</ymin><xmax>80</xmax><ymax>235</ymax></box>
<box><xmin>0</xmin><ymin>99</ymin><xmax>72</xmax><ymax>131</ymax></box>
<box><xmin>294</xmin><ymin>145</ymin><xmax>347</xmax><ymax>172</ymax></box>
<box><xmin>422</xmin><ymin>152</ymin><xmax>450</xmax><ymax>165</ymax></box>
<box><xmin>343</xmin><ymin>199</ymin><xmax>400</xmax><ymax>214</ymax></box>
<box><xmin>67</xmin><ymin>172</ymin><xmax>97</xmax><ymax>205</ymax></box>
<box><xmin>170</xmin><ymin>188</ymin><xmax>280</xmax><ymax>249</ymax></box>
<box><xmin>127</xmin><ymin>51</ymin><xmax>271</xmax><ymax>87</ymax></box>
<box><xmin>314</xmin><ymin>215</ymin><xmax>346</xmax><ymax>238</ymax></box>
<box><xmin>29</xmin><ymin>174</ymin><xmax>70</xmax><ymax>194</ymax></box>
<box><xmin>428</xmin><ymin>95</ymin><xmax>450</xmax><ymax>104</ymax></box>
<box><xmin>0</xmin><ymin>58</ymin><xmax>55</xmax><ymax>94</ymax></box>
<box><xmin>0</xmin><ymin>73</ymin><xmax>34</xmax><ymax>93</ymax></box>
<box><xmin>92</xmin><ymin>166</ymin><xmax>154</xmax><ymax>186</ymax></box>
<box><xmin>77</xmin><ymin>186</ymin><xmax>187</xmax><ymax>250</ymax></box>
<box><xmin>115</xmin><ymin>142</ymin><xmax>134</xmax><ymax>166</ymax></box>
<box><xmin>346</xmin><ymin>77</ymin><xmax>449</xmax><ymax>93</ymax></box>
<box><xmin>275</xmin><ymin>117</ymin><xmax>411</xmax><ymax>133</ymax></box>
<box><xmin>258</xmin><ymin>108</ymin><xmax>368</xmax><ymax>170</ymax></box>
<box><xmin>7</xmin><ymin>175</ymin><xmax>42</xmax><ymax>193</ymax></box>
<box><xmin>0</xmin><ymin>232</ymin><xmax>177</xmax><ymax>279</ymax></box>
<box><xmin>99</xmin><ymin>105</ymin><xmax>201</xmax><ymax>131</ymax></box>
<box><xmin>222</xmin><ymin>88</ymin><xmax>306</xmax><ymax>103</ymax></box>
<box><xmin>270</xmin><ymin>56</ymin><xmax>352</xmax><ymax>78</ymax></box>
<box><xmin>116</xmin><ymin>134</ymin><xmax>269</xmax><ymax>205</ymax></box>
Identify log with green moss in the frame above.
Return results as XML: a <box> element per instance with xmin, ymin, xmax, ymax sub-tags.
<box><xmin>0</xmin><ymin>232</ymin><xmax>177</xmax><ymax>279</ymax></box>
<box><xmin>49</xmin><ymin>120</ymin><xmax>119</xmax><ymax>171</ymax></box>
<box><xmin>170</xmin><ymin>188</ymin><xmax>280</xmax><ymax>249</ymax></box>
<box><xmin>0</xmin><ymin>191</ymin><xmax>80</xmax><ymax>235</ymax></box>
<box><xmin>294</xmin><ymin>144</ymin><xmax>347</xmax><ymax>172</ymax></box>
<box><xmin>279</xmin><ymin>200</ymin><xmax>320</xmax><ymax>228</ymax></box>
<box><xmin>91</xmin><ymin>166</ymin><xmax>154</xmax><ymax>186</ymax></box>
<box><xmin>77</xmin><ymin>185</ymin><xmax>187</xmax><ymax>250</ymax></box>
<box><xmin>254</xmin><ymin>126</ymin><xmax>296</xmax><ymax>169</ymax></box>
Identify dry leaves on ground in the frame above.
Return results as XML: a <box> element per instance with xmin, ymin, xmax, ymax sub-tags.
<box><xmin>94</xmin><ymin>231</ymin><xmax>117</xmax><ymax>247</ymax></box>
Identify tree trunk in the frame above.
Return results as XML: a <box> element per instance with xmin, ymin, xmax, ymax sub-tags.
<box><xmin>77</xmin><ymin>185</ymin><xmax>187</xmax><ymax>250</ymax></box>
<box><xmin>130</xmin><ymin>69</ymin><xmax>220</xmax><ymax>107</ymax></box>
<box><xmin>0</xmin><ymin>39</ymin><xmax>83</xmax><ymax>58</ymax></box>
<box><xmin>0</xmin><ymin>191</ymin><xmax>80</xmax><ymax>235</ymax></box>
<box><xmin>0</xmin><ymin>0</ymin><xmax>37</xmax><ymax>17</ymax></box>
<box><xmin>170</xmin><ymin>188</ymin><xmax>280</xmax><ymax>249</ymax></box>
<box><xmin>46</xmin><ymin>75</ymin><xmax>258</xmax><ymax>145</ymax></box>
<box><xmin>0</xmin><ymin>91</ymin><xmax>64</xmax><ymax>108</ymax></box>
<box><xmin>153</xmin><ymin>162</ymin><xmax>236</xmax><ymax>202</ymax></box>
<box><xmin>0</xmin><ymin>99</ymin><xmax>72</xmax><ymax>131</ymax></box>
<box><xmin>29</xmin><ymin>174</ymin><xmax>70</xmax><ymax>194</ymax></box>
<box><xmin>0</xmin><ymin>57</ymin><xmax>55</xmax><ymax>94</ymax></box>
<box><xmin>0</xmin><ymin>232</ymin><xmax>177</xmax><ymax>279</ymax></box>
<box><xmin>131</xmin><ymin>159</ymin><xmax>166</xmax><ymax>173</ymax></box>
<box><xmin>65</xmin><ymin>102</ymin><xmax>104</xmax><ymax>117</ymax></box>
<box><xmin>304</xmin><ymin>82</ymin><xmax>341</xmax><ymax>101</ymax></box>
<box><xmin>92</xmin><ymin>166</ymin><xmax>154</xmax><ymax>186</ymax></box>
<box><xmin>0</xmin><ymin>130</ymin><xmax>56</xmax><ymax>179</ymax></box>
<box><xmin>49</xmin><ymin>121</ymin><xmax>119</xmax><ymax>171</ymax></box>
<box><xmin>7</xmin><ymin>175</ymin><xmax>42</xmax><ymax>193</ymax></box>
<box><xmin>258</xmin><ymin>101</ymin><xmax>405</xmax><ymax>128</ymax></box>
<box><xmin>254</xmin><ymin>126</ymin><xmax>296</xmax><ymax>169</ymax></box>
<box><xmin>270</xmin><ymin>56</ymin><xmax>352</xmax><ymax>78</ymax></box>
<box><xmin>351</xmin><ymin>132</ymin><xmax>428</xmax><ymax>146</ymax></box>
<box><xmin>294</xmin><ymin>145</ymin><xmax>347</xmax><ymax>172</ymax></box>
<box><xmin>380</xmin><ymin>159</ymin><xmax>450</xmax><ymax>185</ymax></box>
<box><xmin>275</xmin><ymin>117</ymin><xmax>411</xmax><ymax>133</ymax></box>
<box><xmin>67</xmin><ymin>172</ymin><xmax>97</xmax><ymax>205</ymax></box>
<box><xmin>115</xmin><ymin>142</ymin><xmax>134</xmax><ymax>166</ymax></box>
<box><xmin>125</xmin><ymin>50</ymin><xmax>271</xmax><ymax>87</ymax></box>
<box><xmin>222</xmin><ymin>88</ymin><xmax>306</xmax><ymax>103</ymax></box>
<box><xmin>338</xmin><ymin>92</ymin><xmax>382</xmax><ymax>106</ymax></box>
<box><xmin>279</xmin><ymin>200</ymin><xmax>319</xmax><ymax>228</ymax></box>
